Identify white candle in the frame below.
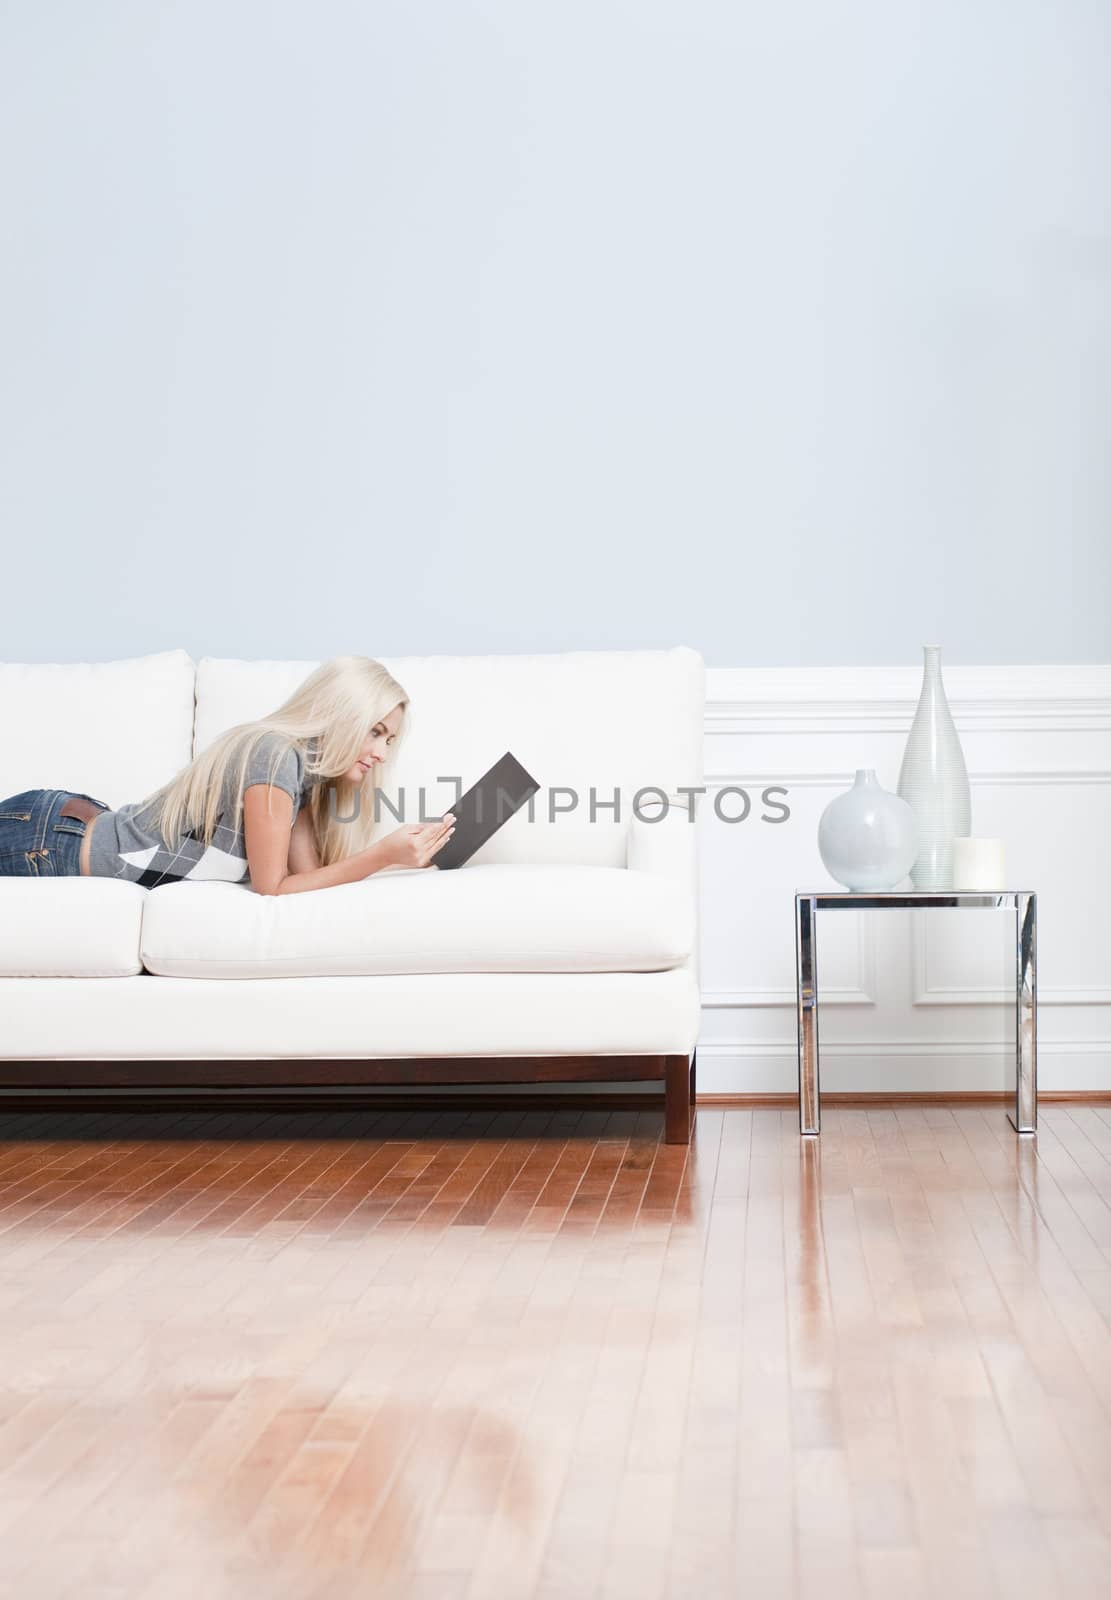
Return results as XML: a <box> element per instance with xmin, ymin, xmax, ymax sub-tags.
<box><xmin>952</xmin><ymin>837</ymin><xmax>1006</xmax><ymax>890</ymax></box>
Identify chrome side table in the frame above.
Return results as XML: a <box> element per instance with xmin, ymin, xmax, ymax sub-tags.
<box><xmin>794</xmin><ymin>891</ymin><xmax>1037</xmax><ymax>1138</ymax></box>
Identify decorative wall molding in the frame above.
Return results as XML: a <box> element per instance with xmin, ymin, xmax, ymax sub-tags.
<box><xmin>966</xmin><ymin>770</ymin><xmax>1111</xmax><ymax>787</ymax></box>
<box><xmin>705</xmin><ymin>665</ymin><xmax>1111</xmax><ymax>737</ymax></box>
<box><xmin>911</xmin><ymin>920</ymin><xmax>1111</xmax><ymax>1008</ymax></box>
<box><xmin>694</xmin><ymin>1041</ymin><xmax>1111</xmax><ymax>1097</ymax></box>
<box><xmin>699</xmin><ymin>1038</ymin><xmax>1111</xmax><ymax>1056</ymax></box>
<box><xmin>702</xmin><ymin>769</ymin><xmax>1111</xmax><ymax>790</ymax></box>
<box><xmin>703</xmin><ymin>915</ymin><xmax>876</xmax><ymax>1008</ymax></box>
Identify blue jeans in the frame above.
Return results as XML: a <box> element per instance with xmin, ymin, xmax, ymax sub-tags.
<box><xmin>0</xmin><ymin>789</ymin><xmax>110</xmax><ymax>877</ymax></box>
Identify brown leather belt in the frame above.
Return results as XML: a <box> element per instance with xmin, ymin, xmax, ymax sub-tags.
<box><xmin>59</xmin><ymin>796</ymin><xmax>104</xmax><ymax>824</ymax></box>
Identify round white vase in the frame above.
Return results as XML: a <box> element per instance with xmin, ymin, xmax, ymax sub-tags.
<box><xmin>818</xmin><ymin>769</ymin><xmax>917</xmax><ymax>892</ymax></box>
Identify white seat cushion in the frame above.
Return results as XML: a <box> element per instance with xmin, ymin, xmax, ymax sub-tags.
<box><xmin>139</xmin><ymin>863</ymin><xmax>694</xmax><ymax>979</ymax></box>
<box><xmin>0</xmin><ymin>880</ymin><xmax>147</xmax><ymax>977</ymax></box>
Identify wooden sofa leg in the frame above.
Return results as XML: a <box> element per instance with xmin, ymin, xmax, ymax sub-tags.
<box><xmin>664</xmin><ymin>1053</ymin><xmax>692</xmax><ymax>1145</ymax></box>
<box><xmin>689</xmin><ymin>1048</ymin><xmax>697</xmax><ymax>1106</ymax></box>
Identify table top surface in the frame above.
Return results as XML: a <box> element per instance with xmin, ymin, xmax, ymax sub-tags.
<box><xmin>796</xmin><ymin>889</ymin><xmax>1034</xmax><ymax>905</ymax></box>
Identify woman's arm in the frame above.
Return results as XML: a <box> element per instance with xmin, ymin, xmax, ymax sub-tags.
<box><xmin>243</xmin><ymin>786</ymin><xmax>455</xmax><ymax>896</ymax></box>
<box><xmin>244</xmin><ymin>786</ymin><xmax>384</xmax><ymax>895</ymax></box>
<box><xmin>288</xmin><ymin>807</ymin><xmax>321</xmax><ymax>875</ymax></box>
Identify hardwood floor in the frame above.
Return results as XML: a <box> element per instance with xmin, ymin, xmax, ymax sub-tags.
<box><xmin>0</xmin><ymin>1101</ymin><xmax>1109</xmax><ymax>1599</ymax></box>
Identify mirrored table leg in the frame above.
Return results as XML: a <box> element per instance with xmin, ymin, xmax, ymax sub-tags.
<box><xmin>796</xmin><ymin>894</ymin><xmax>820</xmax><ymax>1136</ymax></box>
<box><xmin>1010</xmin><ymin>890</ymin><xmax>1037</xmax><ymax>1134</ymax></box>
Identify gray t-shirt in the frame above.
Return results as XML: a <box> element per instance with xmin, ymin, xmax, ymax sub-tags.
<box><xmin>88</xmin><ymin>733</ymin><xmax>310</xmax><ymax>888</ymax></box>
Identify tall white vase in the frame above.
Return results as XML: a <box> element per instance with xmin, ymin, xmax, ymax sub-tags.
<box><xmin>897</xmin><ymin>645</ymin><xmax>971</xmax><ymax>890</ymax></box>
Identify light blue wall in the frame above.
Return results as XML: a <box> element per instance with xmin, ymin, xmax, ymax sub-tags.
<box><xmin>1</xmin><ymin>1</ymin><xmax>1108</xmax><ymax>667</ymax></box>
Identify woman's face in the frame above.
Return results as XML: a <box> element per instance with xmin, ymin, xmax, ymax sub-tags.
<box><xmin>342</xmin><ymin>702</ymin><xmax>404</xmax><ymax>784</ymax></box>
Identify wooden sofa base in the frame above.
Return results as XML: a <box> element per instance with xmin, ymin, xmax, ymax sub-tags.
<box><xmin>0</xmin><ymin>1051</ymin><xmax>698</xmax><ymax>1144</ymax></box>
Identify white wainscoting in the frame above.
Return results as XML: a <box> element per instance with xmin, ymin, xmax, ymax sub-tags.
<box><xmin>698</xmin><ymin>664</ymin><xmax>1111</xmax><ymax>1094</ymax></box>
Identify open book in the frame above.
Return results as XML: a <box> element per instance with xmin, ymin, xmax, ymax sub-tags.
<box><xmin>433</xmin><ymin>751</ymin><xmax>540</xmax><ymax>870</ymax></box>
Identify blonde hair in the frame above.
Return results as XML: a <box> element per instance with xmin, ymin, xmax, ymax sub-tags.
<box><xmin>132</xmin><ymin>656</ymin><xmax>410</xmax><ymax>868</ymax></box>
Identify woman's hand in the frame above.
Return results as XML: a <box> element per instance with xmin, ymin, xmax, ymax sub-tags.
<box><xmin>375</xmin><ymin>814</ymin><xmax>456</xmax><ymax>871</ymax></box>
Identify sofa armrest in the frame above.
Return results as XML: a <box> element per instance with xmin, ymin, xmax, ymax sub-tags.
<box><xmin>626</xmin><ymin>793</ymin><xmax>701</xmax><ymax>994</ymax></box>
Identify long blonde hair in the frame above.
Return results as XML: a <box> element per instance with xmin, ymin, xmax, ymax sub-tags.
<box><xmin>132</xmin><ymin>656</ymin><xmax>410</xmax><ymax>867</ymax></box>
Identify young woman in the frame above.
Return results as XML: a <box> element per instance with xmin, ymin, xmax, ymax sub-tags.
<box><xmin>0</xmin><ymin>655</ymin><xmax>455</xmax><ymax>894</ymax></box>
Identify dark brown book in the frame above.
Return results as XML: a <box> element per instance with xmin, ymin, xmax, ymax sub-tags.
<box><xmin>433</xmin><ymin>751</ymin><xmax>540</xmax><ymax>870</ymax></box>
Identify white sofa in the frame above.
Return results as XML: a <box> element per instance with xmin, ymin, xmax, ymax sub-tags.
<box><xmin>0</xmin><ymin>647</ymin><xmax>704</xmax><ymax>1141</ymax></box>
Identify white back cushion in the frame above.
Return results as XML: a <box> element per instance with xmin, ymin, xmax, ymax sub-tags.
<box><xmin>0</xmin><ymin>649</ymin><xmax>196</xmax><ymax>808</ymax></box>
<box><xmin>193</xmin><ymin>648</ymin><xmax>705</xmax><ymax>868</ymax></box>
